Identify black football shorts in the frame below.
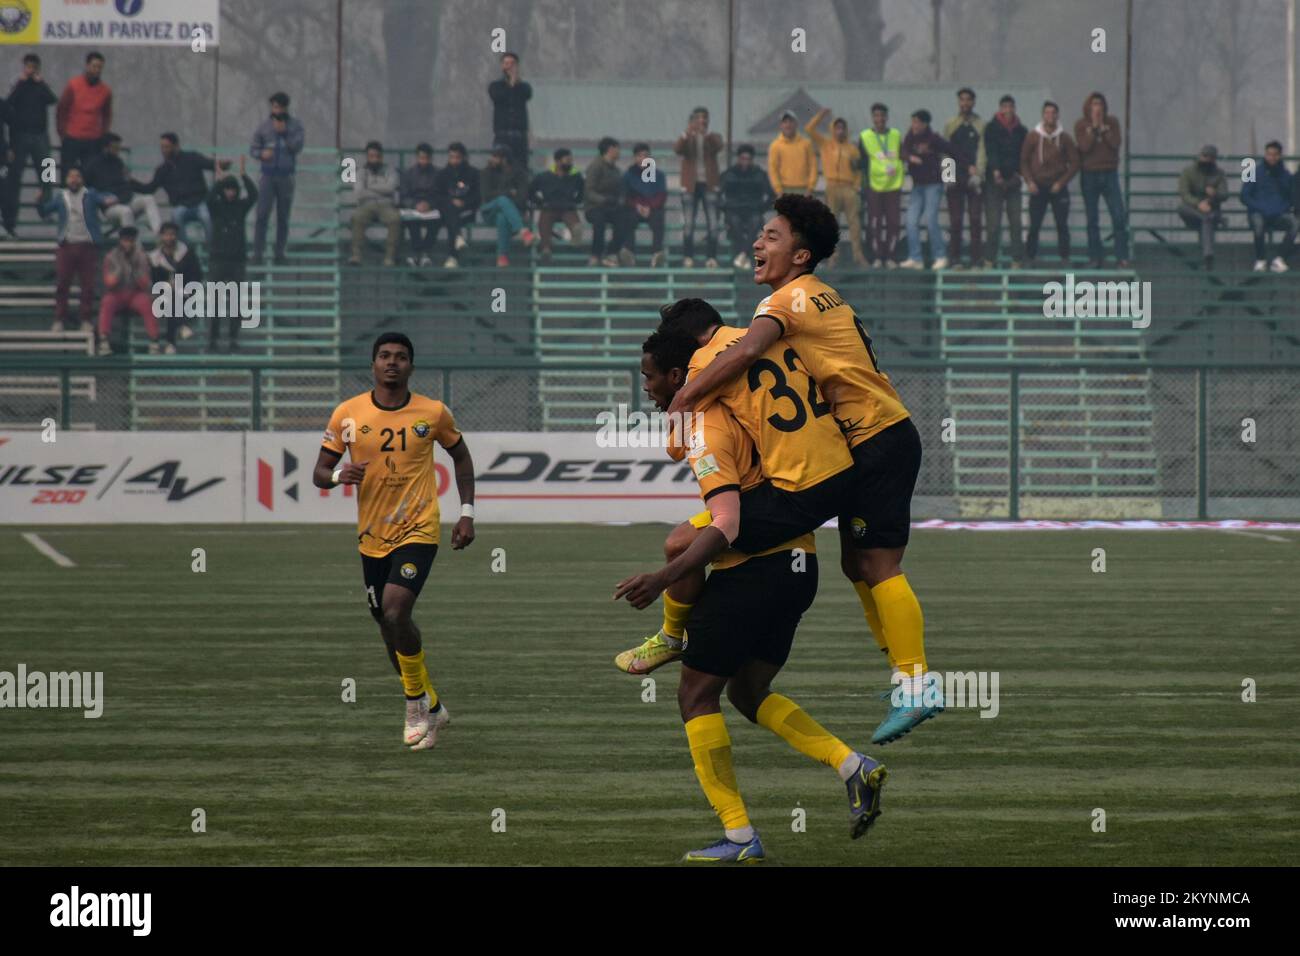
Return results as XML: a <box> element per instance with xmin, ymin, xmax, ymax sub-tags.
<box><xmin>360</xmin><ymin>543</ymin><xmax>438</xmax><ymax>622</ymax></box>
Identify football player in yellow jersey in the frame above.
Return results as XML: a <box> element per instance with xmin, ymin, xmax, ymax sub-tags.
<box><xmin>614</xmin><ymin>297</ymin><xmax>859</xmax><ymax>676</ymax></box>
<box><xmin>614</xmin><ymin>328</ymin><xmax>886</xmax><ymax>863</ymax></box>
<box><xmin>666</xmin><ymin>195</ymin><xmax>943</xmax><ymax>745</ymax></box>
<box><xmin>312</xmin><ymin>332</ymin><xmax>477</xmax><ymax>752</ymax></box>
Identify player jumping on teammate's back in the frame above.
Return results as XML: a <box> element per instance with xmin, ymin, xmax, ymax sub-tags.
<box><xmin>665</xmin><ymin>195</ymin><xmax>943</xmax><ymax>745</ymax></box>
<box><xmin>614</xmin><ymin>329</ymin><xmax>887</xmax><ymax>862</ymax></box>
<box><xmin>614</xmin><ymin>295</ymin><xmax>858</xmax><ymax>676</ymax></box>
<box><xmin>312</xmin><ymin>332</ymin><xmax>476</xmax><ymax>751</ymax></box>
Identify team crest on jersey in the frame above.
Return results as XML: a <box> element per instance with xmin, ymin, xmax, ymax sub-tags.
<box><xmin>850</xmin><ymin>517</ymin><xmax>868</xmax><ymax>538</ymax></box>
<box><xmin>400</xmin><ymin>562</ymin><xmax>418</xmax><ymax>579</ymax></box>
<box><xmin>360</xmin><ymin>425</ymin><xmax>372</xmax><ymax>434</ymax></box>
<box><xmin>412</xmin><ymin>420</ymin><xmax>432</xmax><ymax>439</ymax></box>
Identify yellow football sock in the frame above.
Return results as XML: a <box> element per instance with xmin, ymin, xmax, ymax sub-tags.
<box><xmin>871</xmin><ymin>574</ymin><xmax>926</xmax><ymax>676</ymax></box>
<box><xmin>395</xmin><ymin>649</ymin><xmax>430</xmax><ymax>700</ymax></box>
<box><xmin>422</xmin><ymin>675</ymin><xmax>440</xmax><ymax>710</ymax></box>
<box><xmin>756</xmin><ymin>693</ymin><xmax>854</xmax><ymax>771</ymax></box>
<box><xmin>852</xmin><ymin>580</ymin><xmax>893</xmax><ymax>667</ymax></box>
<box><xmin>684</xmin><ymin>713</ymin><xmax>750</xmax><ymax>832</ymax></box>
<box><xmin>662</xmin><ymin>593</ymin><xmax>693</xmax><ymax>641</ymax></box>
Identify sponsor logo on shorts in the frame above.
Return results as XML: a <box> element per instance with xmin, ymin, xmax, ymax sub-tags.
<box><xmin>412</xmin><ymin>420</ymin><xmax>432</xmax><ymax>439</ymax></box>
<box><xmin>400</xmin><ymin>562</ymin><xmax>418</xmax><ymax>579</ymax></box>
<box><xmin>851</xmin><ymin>516</ymin><xmax>868</xmax><ymax>538</ymax></box>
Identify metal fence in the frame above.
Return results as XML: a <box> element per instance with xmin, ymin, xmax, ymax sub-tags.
<box><xmin>4</xmin><ymin>356</ymin><xmax>1296</xmax><ymax>520</ymax></box>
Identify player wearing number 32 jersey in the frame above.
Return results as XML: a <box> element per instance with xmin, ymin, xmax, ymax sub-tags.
<box><xmin>666</xmin><ymin>193</ymin><xmax>942</xmax><ymax>746</ymax></box>
<box><xmin>313</xmin><ymin>332</ymin><xmax>477</xmax><ymax>753</ymax></box>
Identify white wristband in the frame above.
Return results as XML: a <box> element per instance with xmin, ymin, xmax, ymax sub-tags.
<box><xmin>460</xmin><ymin>503</ymin><xmax>475</xmax><ymax>519</ymax></box>
<box><xmin>331</xmin><ymin>467</ymin><xmax>343</xmax><ymax>486</ymax></box>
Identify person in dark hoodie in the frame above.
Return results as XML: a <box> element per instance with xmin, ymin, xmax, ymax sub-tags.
<box><xmin>1020</xmin><ymin>100</ymin><xmax>1078</xmax><ymax>266</ymax></box>
<box><xmin>718</xmin><ymin>144</ymin><xmax>775</xmax><ymax>269</ymax></box>
<box><xmin>983</xmin><ymin>94</ymin><xmax>1028</xmax><ymax>267</ymax></box>
<box><xmin>1176</xmin><ymin>145</ymin><xmax>1229</xmax><ymax>270</ymax></box>
<box><xmin>1241</xmin><ymin>140</ymin><xmax>1296</xmax><ymax>272</ymax></box>
<box><xmin>488</xmin><ymin>52</ymin><xmax>532</xmax><ymax>168</ymax></box>
<box><xmin>529</xmin><ymin>147</ymin><xmax>584</xmax><ymax>262</ymax></box>
<box><xmin>399</xmin><ymin>143</ymin><xmax>439</xmax><ymax>267</ymax></box>
<box><xmin>6</xmin><ymin>54</ymin><xmax>58</xmax><ymax>220</ymax></box>
<box><xmin>900</xmin><ymin>109</ymin><xmax>956</xmax><ymax>269</ymax></box>
<box><xmin>206</xmin><ymin>156</ymin><xmax>258</xmax><ymax>351</ymax></box>
<box><xmin>432</xmin><ymin>142</ymin><xmax>480</xmax><ymax>269</ymax></box>
<box><xmin>1074</xmin><ymin>91</ymin><xmax>1129</xmax><ymax>268</ymax></box>
<box><xmin>585</xmin><ymin>136</ymin><xmax>631</xmax><ymax>267</ymax></box>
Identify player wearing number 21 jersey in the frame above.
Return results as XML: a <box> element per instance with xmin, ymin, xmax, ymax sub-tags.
<box><xmin>312</xmin><ymin>332</ymin><xmax>477</xmax><ymax>752</ymax></box>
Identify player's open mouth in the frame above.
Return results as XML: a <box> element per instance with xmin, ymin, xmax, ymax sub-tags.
<box><xmin>753</xmin><ymin>256</ymin><xmax>766</xmax><ymax>275</ymax></box>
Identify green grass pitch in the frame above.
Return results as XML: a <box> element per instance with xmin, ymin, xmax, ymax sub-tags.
<box><xmin>2</xmin><ymin>524</ymin><xmax>1297</xmax><ymax>866</ymax></box>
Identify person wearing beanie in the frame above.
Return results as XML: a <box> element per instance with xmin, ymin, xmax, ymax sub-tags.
<box><xmin>98</xmin><ymin>226</ymin><xmax>161</xmax><ymax>355</ymax></box>
<box><xmin>206</xmin><ymin>156</ymin><xmax>258</xmax><ymax>351</ymax></box>
<box><xmin>1176</xmin><ymin>145</ymin><xmax>1228</xmax><ymax>269</ymax></box>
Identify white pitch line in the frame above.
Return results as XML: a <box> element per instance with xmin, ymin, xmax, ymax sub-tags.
<box><xmin>1222</xmin><ymin>530</ymin><xmax>1293</xmax><ymax>543</ymax></box>
<box><xmin>20</xmin><ymin>532</ymin><xmax>76</xmax><ymax>567</ymax></box>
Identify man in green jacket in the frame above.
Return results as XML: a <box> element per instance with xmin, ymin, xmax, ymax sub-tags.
<box><xmin>1176</xmin><ymin>145</ymin><xmax>1228</xmax><ymax>270</ymax></box>
<box><xmin>584</xmin><ymin>137</ymin><xmax>631</xmax><ymax>266</ymax></box>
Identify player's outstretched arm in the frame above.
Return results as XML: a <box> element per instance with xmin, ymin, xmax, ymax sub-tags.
<box><xmin>446</xmin><ymin>437</ymin><xmax>476</xmax><ymax>550</ymax></box>
<box><xmin>666</xmin><ymin>316</ymin><xmax>783</xmax><ymax>418</ymax></box>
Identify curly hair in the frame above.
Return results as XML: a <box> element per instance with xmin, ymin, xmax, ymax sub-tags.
<box><xmin>773</xmin><ymin>194</ymin><xmax>840</xmax><ymax>270</ymax></box>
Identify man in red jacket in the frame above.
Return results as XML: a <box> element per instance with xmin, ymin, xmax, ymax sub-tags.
<box><xmin>57</xmin><ymin>52</ymin><xmax>112</xmax><ymax>180</ymax></box>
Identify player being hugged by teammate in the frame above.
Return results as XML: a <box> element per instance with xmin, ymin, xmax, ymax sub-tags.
<box><xmin>313</xmin><ymin>332</ymin><xmax>476</xmax><ymax>751</ymax></box>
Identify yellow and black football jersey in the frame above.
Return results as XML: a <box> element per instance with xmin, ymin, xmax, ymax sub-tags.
<box><xmin>687</xmin><ymin>325</ymin><xmax>852</xmax><ymax>492</ymax></box>
<box><xmin>322</xmin><ymin>390</ymin><xmax>462</xmax><ymax>557</ymax></box>
<box><xmin>754</xmin><ymin>273</ymin><xmax>910</xmax><ymax>448</ymax></box>
<box><xmin>686</xmin><ymin>402</ymin><xmax>815</xmax><ymax>571</ymax></box>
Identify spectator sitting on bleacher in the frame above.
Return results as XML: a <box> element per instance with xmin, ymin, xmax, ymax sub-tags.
<box><xmin>719</xmin><ymin>143</ymin><xmax>774</xmax><ymax>270</ymax></box>
<box><xmin>585</xmin><ymin>137</ymin><xmax>631</xmax><ymax>267</ymax></box>
<box><xmin>250</xmin><ymin>92</ymin><xmax>304</xmax><ymax>265</ymax></box>
<box><xmin>432</xmin><ymin>142</ymin><xmax>480</xmax><ymax>269</ymax></box>
<box><xmin>98</xmin><ymin>226</ymin><xmax>162</xmax><ymax>355</ymax></box>
<box><xmin>86</xmin><ymin>133</ymin><xmax>162</xmax><ymax>236</ymax></box>
<box><xmin>1241</xmin><ymin>140</ymin><xmax>1296</xmax><ymax>273</ymax></box>
<box><xmin>6</xmin><ymin>54</ymin><xmax>58</xmax><ymax>226</ymax></box>
<box><xmin>348</xmin><ymin>140</ymin><xmax>400</xmax><ymax>267</ymax></box>
<box><xmin>133</xmin><ymin>133</ymin><xmax>221</xmax><ymax>246</ymax></box>
<box><xmin>529</xmin><ymin>147</ymin><xmax>583</xmax><ymax>263</ymax></box>
<box><xmin>39</xmin><ymin>166</ymin><xmax>116</xmax><ymax>333</ymax></box>
<box><xmin>207</xmin><ymin>157</ymin><xmax>258</xmax><ymax>353</ymax></box>
<box><xmin>399</xmin><ymin>143</ymin><xmax>439</xmax><ymax>267</ymax></box>
<box><xmin>0</xmin><ymin>95</ymin><xmax>16</xmax><ymax>240</ymax></box>
<box><xmin>1176</xmin><ymin>145</ymin><xmax>1228</xmax><ymax>271</ymax></box>
<box><xmin>148</xmin><ymin>222</ymin><xmax>202</xmax><ymax>347</ymax></box>
<box><xmin>622</xmin><ymin>142</ymin><xmax>667</xmax><ymax>267</ymax></box>
<box><xmin>56</xmin><ymin>52</ymin><xmax>111</xmax><ymax>181</ymax></box>
<box><xmin>481</xmin><ymin>145</ymin><xmax>534</xmax><ymax>268</ymax></box>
